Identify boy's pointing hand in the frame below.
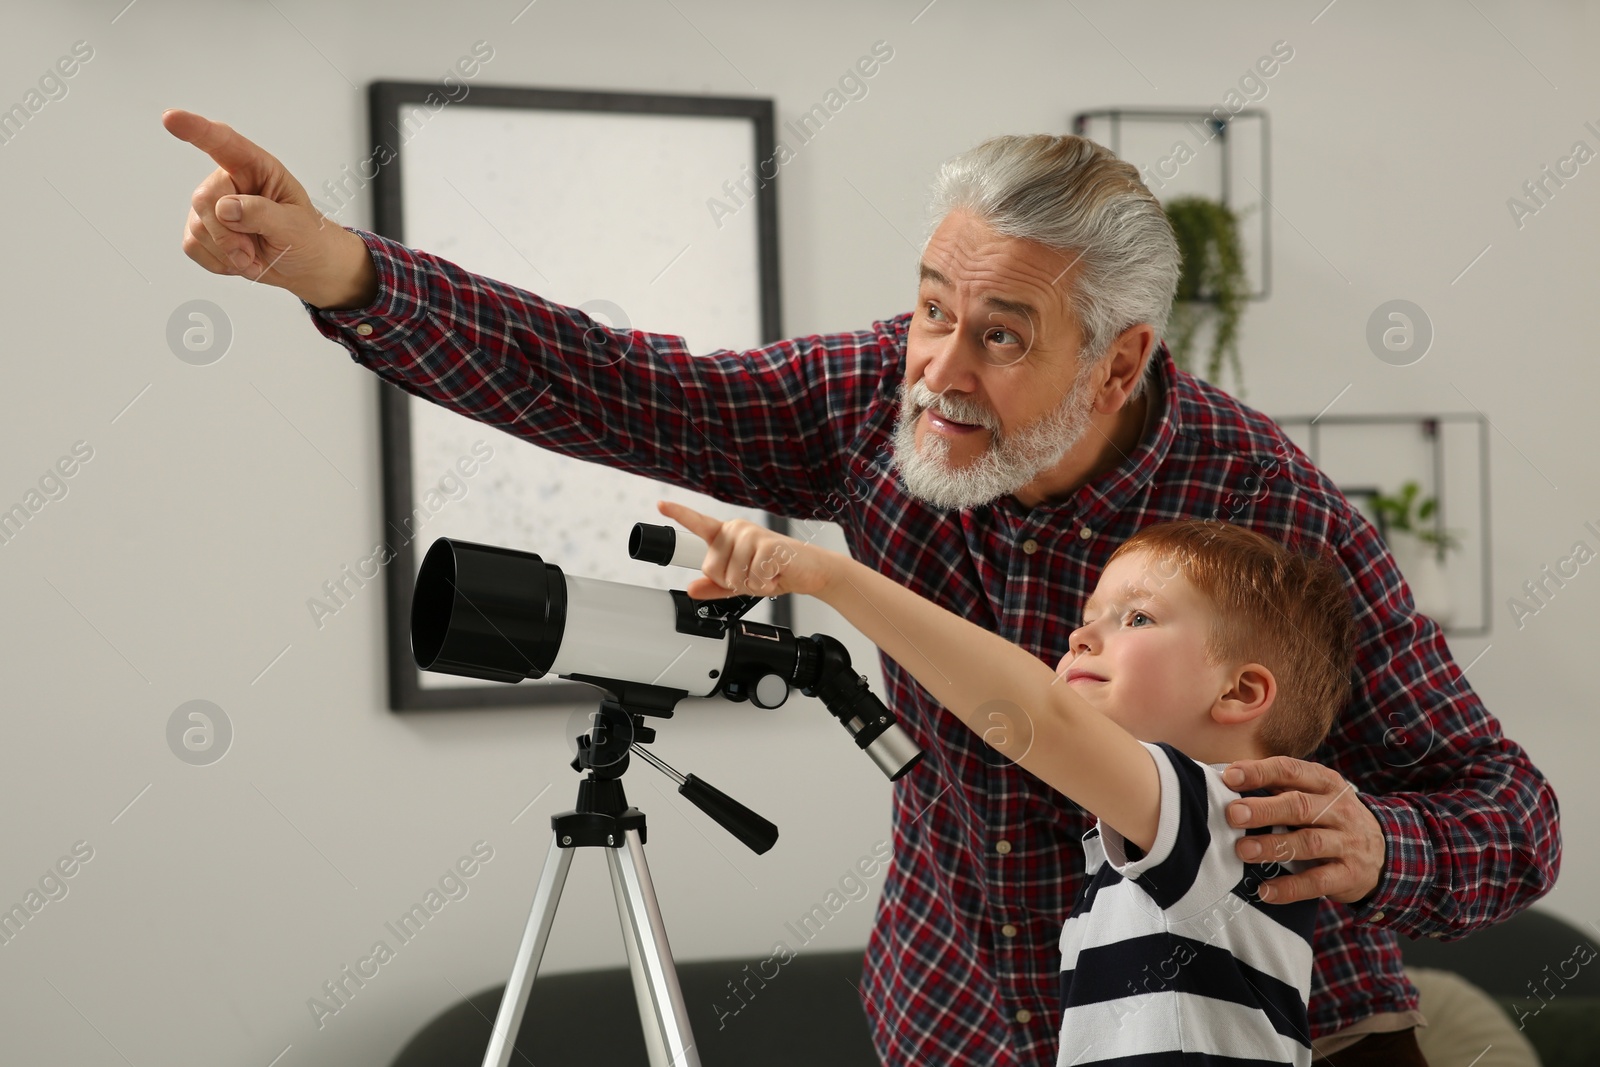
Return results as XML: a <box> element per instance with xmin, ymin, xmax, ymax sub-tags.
<box><xmin>655</xmin><ymin>501</ymin><xmax>837</xmax><ymax>601</ymax></box>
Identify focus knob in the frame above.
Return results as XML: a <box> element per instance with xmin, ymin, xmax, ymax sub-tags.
<box><xmin>752</xmin><ymin>673</ymin><xmax>789</xmax><ymax>710</ymax></box>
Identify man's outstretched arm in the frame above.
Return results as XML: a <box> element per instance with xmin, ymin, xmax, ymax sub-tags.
<box><xmin>295</xmin><ymin>226</ymin><xmax>898</xmax><ymax>519</ymax></box>
<box><xmin>167</xmin><ymin>108</ymin><xmax>895</xmax><ymax>518</ymax></box>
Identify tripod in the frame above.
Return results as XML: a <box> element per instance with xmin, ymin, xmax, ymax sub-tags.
<box><xmin>479</xmin><ymin>695</ymin><xmax>778</xmax><ymax>1067</ymax></box>
<box><xmin>408</xmin><ymin>532</ymin><xmax>925</xmax><ymax>1064</ymax></box>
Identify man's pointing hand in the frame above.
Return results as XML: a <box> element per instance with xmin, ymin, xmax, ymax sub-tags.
<box><xmin>163</xmin><ymin>109</ymin><xmax>376</xmax><ymax>309</ymax></box>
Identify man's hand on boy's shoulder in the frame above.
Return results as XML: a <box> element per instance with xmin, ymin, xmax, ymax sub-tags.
<box><xmin>1220</xmin><ymin>756</ymin><xmax>1386</xmax><ymax>906</ymax></box>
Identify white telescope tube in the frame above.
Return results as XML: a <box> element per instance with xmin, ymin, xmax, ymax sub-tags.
<box><xmin>546</xmin><ymin>574</ymin><xmax>728</xmax><ymax>697</ymax></box>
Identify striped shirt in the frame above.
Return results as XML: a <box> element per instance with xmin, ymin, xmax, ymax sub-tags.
<box><xmin>1059</xmin><ymin>742</ymin><xmax>1317</xmax><ymax>1066</ymax></box>
<box><xmin>301</xmin><ymin>227</ymin><xmax>1560</xmax><ymax>1067</ymax></box>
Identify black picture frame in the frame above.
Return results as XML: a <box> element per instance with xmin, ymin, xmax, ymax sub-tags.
<box><xmin>366</xmin><ymin>81</ymin><xmax>790</xmax><ymax>710</ymax></box>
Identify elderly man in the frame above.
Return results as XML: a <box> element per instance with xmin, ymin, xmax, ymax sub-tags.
<box><xmin>167</xmin><ymin>110</ymin><xmax>1559</xmax><ymax>1066</ymax></box>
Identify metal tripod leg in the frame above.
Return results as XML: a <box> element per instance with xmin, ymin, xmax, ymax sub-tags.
<box><xmin>607</xmin><ymin>827</ymin><xmax>700</xmax><ymax>1067</ymax></box>
<box><xmin>481</xmin><ymin>836</ymin><xmax>573</xmax><ymax>1067</ymax></box>
<box><xmin>479</xmin><ymin>826</ymin><xmax>702</xmax><ymax>1067</ymax></box>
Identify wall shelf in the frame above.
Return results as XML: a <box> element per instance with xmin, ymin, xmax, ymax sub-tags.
<box><xmin>1073</xmin><ymin>106</ymin><xmax>1272</xmax><ymax>301</ymax></box>
<box><xmin>1272</xmin><ymin>412</ymin><xmax>1492</xmax><ymax>638</ymax></box>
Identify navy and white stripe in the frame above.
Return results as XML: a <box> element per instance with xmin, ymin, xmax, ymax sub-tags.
<box><xmin>1057</xmin><ymin>742</ymin><xmax>1318</xmax><ymax>1066</ymax></box>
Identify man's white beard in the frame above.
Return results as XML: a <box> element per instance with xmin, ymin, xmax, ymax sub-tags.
<box><xmin>890</xmin><ymin>358</ymin><xmax>1100</xmax><ymax>510</ymax></box>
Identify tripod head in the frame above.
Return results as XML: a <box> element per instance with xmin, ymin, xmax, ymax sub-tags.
<box><xmin>567</xmin><ymin>692</ymin><xmax>780</xmax><ymax>854</ymax></box>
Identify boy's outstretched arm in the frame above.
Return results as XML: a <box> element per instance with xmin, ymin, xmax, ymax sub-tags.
<box><xmin>657</xmin><ymin>500</ymin><xmax>1162</xmax><ymax>852</ymax></box>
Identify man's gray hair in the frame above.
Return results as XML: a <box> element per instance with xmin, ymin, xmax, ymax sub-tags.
<box><xmin>925</xmin><ymin>134</ymin><xmax>1181</xmax><ymax>401</ymax></box>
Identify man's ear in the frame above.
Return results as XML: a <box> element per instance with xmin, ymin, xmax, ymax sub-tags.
<box><xmin>1211</xmin><ymin>663</ymin><xmax>1276</xmax><ymax>727</ymax></box>
<box><xmin>1093</xmin><ymin>322</ymin><xmax>1156</xmax><ymax>413</ymax></box>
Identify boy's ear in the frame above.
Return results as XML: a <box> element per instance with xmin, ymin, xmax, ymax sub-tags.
<box><xmin>1210</xmin><ymin>663</ymin><xmax>1276</xmax><ymax>727</ymax></box>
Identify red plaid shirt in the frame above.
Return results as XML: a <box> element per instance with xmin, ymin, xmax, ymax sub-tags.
<box><xmin>304</xmin><ymin>228</ymin><xmax>1560</xmax><ymax>1066</ymax></box>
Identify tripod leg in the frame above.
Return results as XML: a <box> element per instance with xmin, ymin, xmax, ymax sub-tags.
<box><xmin>610</xmin><ymin>861</ymin><xmax>672</xmax><ymax>1067</ymax></box>
<box><xmin>607</xmin><ymin>828</ymin><xmax>702</xmax><ymax>1067</ymax></box>
<box><xmin>481</xmin><ymin>835</ymin><xmax>575</xmax><ymax>1067</ymax></box>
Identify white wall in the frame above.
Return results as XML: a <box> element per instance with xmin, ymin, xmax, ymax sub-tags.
<box><xmin>1</xmin><ymin>2</ymin><xmax>1595</xmax><ymax>1065</ymax></box>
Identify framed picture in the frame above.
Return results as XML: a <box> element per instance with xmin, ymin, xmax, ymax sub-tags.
<box><xmin>366</xmin><ymin>80</ymin><xmax>789</xmax><ymax>710</ymax></box>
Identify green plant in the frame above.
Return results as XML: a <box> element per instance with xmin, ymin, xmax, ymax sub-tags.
<box><xmin>1370</xmin><ymin>480</ymin><xmax>1463</xmax><ymax>561</ymax></box>
<box><xmin>1163</xmin><ymin>196</ymin><xmax>1249</xmax><ymax>395</ymax></box>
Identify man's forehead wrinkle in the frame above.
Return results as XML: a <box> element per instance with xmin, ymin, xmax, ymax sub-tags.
<box><xmin>983</xmin><ymin>295</ymin><xmax>1039</xmax><ymax>321</ymax></box>
<box><xmin>927</xmin><ymin>218</ymin><xmax>1059</xmax><ymax>290</ymax></box>
<box><xmin>915</xmin><ymin>228</ymin><xmax>966</xmax><ymax>286</ymax></box>
<box><xmin>920</xmin><ymin>246</ymin><xmax>1060</xmax><ymax>315</ymax></box>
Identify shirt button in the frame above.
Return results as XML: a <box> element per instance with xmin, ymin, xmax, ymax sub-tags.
<box><xmin>1014</xmin><ymin>1009</ymin><xmax>1033</xmax><ymax>1024</ymax></box>
<box><xmin>355</xmin><ymin>323</ymin><xmax>374</xmax><ymax>337</ymax></box>
<box><xmin>1022</xmin><ymin>539</ymin><xmax>1038</xmax><ymax>555</ymax></box>
<box><xmin>995</xmin><ymin>839</ymin><xmax>1012</xmax><ymax>855</ymax></box>
<box><xmin>1001</xmin><ymin>923</ymin><xmax>1018</xmax><ymax>938</ymax></box>
<box><xmin>1369</xmin><ymin>910</ymin><xmax>1385</xmax><ymax>922</ymax></box>
<box><xmin>1078</xmin><ymin>526</ymin><xmax>1092</xmax><ymax>540</ymax></box>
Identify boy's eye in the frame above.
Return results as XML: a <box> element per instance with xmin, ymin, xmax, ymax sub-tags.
<box><xmin>1127</xmin><ymin>611</ymin><xmax>1153</xmax><ymax>627</ymax></box>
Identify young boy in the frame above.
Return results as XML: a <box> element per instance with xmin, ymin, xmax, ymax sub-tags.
<box><xmin>657</xmin><ymin>500</ymin><xmax>1358</xmax><ymax>1067</ymax></box>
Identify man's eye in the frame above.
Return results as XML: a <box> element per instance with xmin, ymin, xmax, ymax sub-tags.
<box><xmin>925</xmin><ymin>301</ymin><xmax>944</xmax><ymax>320</ymax></box>
<box><xmin>988</xmin><ymin>329</ymin><xmax>1020</xmax><ymax>346</ymax></box>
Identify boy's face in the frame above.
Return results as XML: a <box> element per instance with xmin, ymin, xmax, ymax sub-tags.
<box><xmin>1054</xmin><ymin>549</ymin><xmax>1235</xmax><ymax>750</ymax></box>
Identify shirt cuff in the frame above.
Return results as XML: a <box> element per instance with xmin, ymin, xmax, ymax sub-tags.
<box><xmin>299</xmin><ymin>227</ymin><xmax>430</xmax><ymax>356</ymax></box>
<box><xmin>1344</xmin><ymin>793</ymin><xmax>1433</xmax><ymax>932</ymax></box>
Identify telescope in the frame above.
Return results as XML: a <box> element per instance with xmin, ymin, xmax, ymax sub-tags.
<box><xmin>408</xmin><ymin>521</ymin><xmax>923</xmax><ymax>1067</ymax></box>
<box><xmin>411</xmin><ymin>521</ymin><xmax>923</xmax><ymax>782</ymax></box>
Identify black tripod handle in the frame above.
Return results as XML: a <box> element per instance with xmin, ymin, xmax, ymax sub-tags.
<box><xmin>680</xmin><ymin>774</ymin><xmax>779</xmax><ymax>855</ymax></box>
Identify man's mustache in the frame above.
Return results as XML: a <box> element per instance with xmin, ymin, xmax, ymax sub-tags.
<box><xmin>910</xmin><ymin>383</ymin><xmax>999</xmax><ymax>432</ymax></box>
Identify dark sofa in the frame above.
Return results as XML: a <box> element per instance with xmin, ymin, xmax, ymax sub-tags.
<box><xmin>392</xmin><ymin>907</ymin><xmax>1599</xmax><ymax>1066</ymax></box>
<box><xmin>392</xmin><ymin>947</ymin><xmax>880</xmax><ymax>1066</ymax></box>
